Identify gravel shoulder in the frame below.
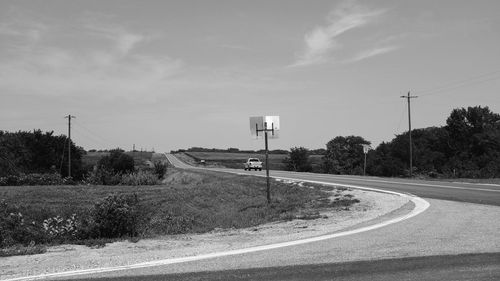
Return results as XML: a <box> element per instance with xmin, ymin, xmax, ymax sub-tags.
<box><xmin>0</xmin><ymin>189</ymin><xmax>410</xmax><ymax>280</ymax></box>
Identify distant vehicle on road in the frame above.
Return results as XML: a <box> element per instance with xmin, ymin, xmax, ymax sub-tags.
<box><xmin>244</xmin><ymin>158</ymin><xmax>262</xmax><ymax>171</ymax></box>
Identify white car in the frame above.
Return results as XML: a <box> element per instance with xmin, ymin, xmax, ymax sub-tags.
<box><xmin>244</xmin><ymin>158</ymin><xmax>263</xmax><ymax>171</ymax></box>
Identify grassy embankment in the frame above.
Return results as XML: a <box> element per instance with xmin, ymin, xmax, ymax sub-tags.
<box><xmin>182</xmin><ymin>151</ymin><xmax>324</xmax><ymax>171</ymax></box>
<box><xmin>0</xmin><ymin>168</ymin><xmax>359</xmax><ymax>257</ymax></box>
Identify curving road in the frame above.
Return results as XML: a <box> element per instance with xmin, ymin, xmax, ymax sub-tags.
<box><xmin>53</xmin><ymin>154</ymin><xmax>500</xmax><ymax>280</ymax></box>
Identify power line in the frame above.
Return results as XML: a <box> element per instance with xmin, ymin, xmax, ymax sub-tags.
<box><xmin>416</xmin><ymin>69</ymin><xmax>500</xmax><ymax>97</ymax></box>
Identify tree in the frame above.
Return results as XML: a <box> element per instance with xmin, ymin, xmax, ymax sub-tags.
<box><xmin>0</xmin><ymin>130</ymin><xmax>84</xmax><ymax>179</ymax></box>
<box><xmin>323</xmin><ymin>136</ymin><xmax>370</xmax><ymax>175</ymax></box>
<box><xmin>283</xmin><ymin>147</ymin><xmax>312</xmax><ymax>172</ymax></box>
<box><xmin>366</xmin><ymin>142</ymin><xmax>405</xmax><ymax>177</ymax></box>
<box><xmin>444</xmin><ymin>106</ymin><xmax>500</xmax><ymax>177</ymax></box>
<box><xmin>97</xmin><ymin>149</ymin><xmax>135</xmax><ymax>174</ymax></box>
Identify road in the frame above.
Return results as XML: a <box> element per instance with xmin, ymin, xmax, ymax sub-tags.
<box><xmin>55</xmin><ymin>154</ymin><xmax>500</xmax><ymax>280</ymax></box>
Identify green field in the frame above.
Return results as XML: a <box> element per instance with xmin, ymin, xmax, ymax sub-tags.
<box><xmin>183</xmin><ymin>151</ymin><xmax>324</xmax><ymax>171</ymax></box>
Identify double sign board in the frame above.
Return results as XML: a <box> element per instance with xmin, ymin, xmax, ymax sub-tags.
<box><xmin>249</xmin><ymin>116</ymin><xmax>280</xmax><ymax>139</ymax></box>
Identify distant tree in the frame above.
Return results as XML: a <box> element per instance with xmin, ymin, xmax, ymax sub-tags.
<box><xmin>97</xmin><ymin>149</ymin><xmax>135</xmax><ymax>174</ymax></box>
<box><xmin>270</xmin><ymin>149</ymin><xmax>290</xmax><ymax>155</ymax></box>
<box><xmin>310</xmin><ymin>148</ymin><xmax>327</xmax><ymax>155</ymax></box>
<box><xmin>283</xmin><ymin>147</ymin><xmax>312</xmax><ymax>172</ymax></box>
<box><xmin>323</xmin><ymin>136</ymin><xmax>370</xmax><ymax>175</ymax></box>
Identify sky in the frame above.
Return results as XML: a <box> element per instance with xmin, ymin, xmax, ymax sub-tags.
<box><xmin>1</xmin><ymin>0</ymin><xmax>499</xmax><ymax>152</ymax></box>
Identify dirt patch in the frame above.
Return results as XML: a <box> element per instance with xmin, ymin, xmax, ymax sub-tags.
<box><xmin>0</xmin><ymin>189</ymin><xmax>409</xmax><ymax>280</ymax></box>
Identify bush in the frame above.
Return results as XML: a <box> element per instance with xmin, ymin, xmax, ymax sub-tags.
<box><xmin>153</xmin><ymin>161</ymin><xmax>167</xmax><ymax>179</ymax></box>
<box><xmin>42</xmin><ymin>214</ymin><xmax>79</xmax><ymax>240</ymax></box>
<box><xmin>83</xmin><ymin>168</ymin><xmax>122</xmax><ymax>185</ymax></box>
<box><xmin>92</xmin><ymin>194</ymin><xmax>139</xmax><ymax>238</ymax></box>
<box><xmin>0</xmin><ymin>200</ymin><xmax>48</xmax><ymax>247</ymax></box>
<box><xmin>97</xmin><ymin>149</ymin><xmax>135</xmax><ymax>174</ymax></box>
<box><xmin>120</xmin><ymin>170</ymin><xmax>158</xmax><ymax>185</ymax></box>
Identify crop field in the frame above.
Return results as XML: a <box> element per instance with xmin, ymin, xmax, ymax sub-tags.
<box><xmin>183</xmin><ymin>151</ymin><xmax>324</xmax><ymax>171</ymax></box>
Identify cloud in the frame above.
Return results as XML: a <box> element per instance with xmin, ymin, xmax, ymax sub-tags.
<box><xmin>83</xmin><ymin>22</ymin><xmax>145</xmax><ymax>56</ymax></box>
<box><xmin>290</xmin><ymin>1</ymin><xmax>385</xmax><ymax>67</ymax></box>
<box><xmin>0</xmin><ymin>19</ymin><xmax>48</xmax><ymax>43</ymax></box>
<box><xmin>349</xmin><ymin>45</ymin><xmax>399</xmax><ymax>62</ymax></box>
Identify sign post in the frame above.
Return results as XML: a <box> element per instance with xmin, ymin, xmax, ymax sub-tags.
<box><xmin>250</xmin><ymin>116</ymin><xmax>280</xmax><ymax>204</ymax></box>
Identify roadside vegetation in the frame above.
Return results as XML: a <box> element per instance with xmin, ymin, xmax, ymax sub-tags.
<box><xmin>0</xmin><ymin>168</ymin><xmax>359</xmax><ymax>257</ymax></box>
<box><xmin>177</xmin><ymin>106</ymin><xmax>500</xmax><ymax>179</ymax></box>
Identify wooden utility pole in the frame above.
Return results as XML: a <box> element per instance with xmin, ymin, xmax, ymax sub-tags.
<box><xmin>65</xmin><ymin>115</ymin><xmax>75</xmax><ymax>178</ymax></box>
<box><xmin>400</xmin><ymin>92</ymin><xmax>417</xmax><ymax>177</ymax></box>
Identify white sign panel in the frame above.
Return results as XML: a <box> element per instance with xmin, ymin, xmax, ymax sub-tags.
<box><xmin>362</xmin><ymin>144</ymin><xmax>372</xmax><ymax>154</ymax></box>
<box><xmin>250</xmin><ymin>116</ymin><xmax>264</xmax><ymax>138</ymax></box>
<box><xmin>249</xmin><ymin>116</ymin><xmax>280</xmax><ymax>139</ymax></box>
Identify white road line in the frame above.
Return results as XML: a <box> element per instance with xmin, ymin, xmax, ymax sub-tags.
<box><xmin>269</xmin><ymin>172</ymin><xmax>500</xmax><ymax>193</ymax></box>
<box><xmin>5</xmin><ymin>156</ymin><xmax>431</xmax><ymax>281</ymax></box>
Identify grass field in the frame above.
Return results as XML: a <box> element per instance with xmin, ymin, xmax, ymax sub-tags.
<box><xmin>1</xmin><ymin>168</ymin><xmax>359</xmax><ymax>256</ymax></box>
<box><xmin>183</xmin><ymin>151</ymin><xmax>324</xmax><ymax>171</ymax></box>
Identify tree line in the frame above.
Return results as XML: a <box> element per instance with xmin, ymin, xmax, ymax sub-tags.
<box><xmin>0</xmin><ymin>130</ymin><xmax>84</xmax><ymax>179</ymax></box>
<box><xmin>285</xmin><ymin>106</ymin><xmax>500</xmax><ymax>178</ymax></box>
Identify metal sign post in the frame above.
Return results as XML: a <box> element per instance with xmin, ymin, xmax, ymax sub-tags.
<box><xmin>250</xmin><ymin>116</ymin><xmax>279</xmax><ymax>204</ymax></box>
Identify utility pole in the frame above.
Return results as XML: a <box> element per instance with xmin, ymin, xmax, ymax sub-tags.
<box><xmin>65</xmin><ymin>115</ymin><xmax>75</xmax><ymax>178</ymax></box>
<box><xmin>400</xmin><ymin>92</ymin><xmax>417</xmax><ymax>177</ymax></box>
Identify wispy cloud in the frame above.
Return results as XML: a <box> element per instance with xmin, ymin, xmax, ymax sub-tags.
<box><xmin>0</xmin><ymin>14</ymin><xmax>182</xmax><ymax>101</ymax></box>
<box><xmin>290</xmin><ymin>1</ymin><xmax>385</xmax><ymax>67</ymax></box>
<box><xmin>0</xmin><ymin>19</ymin><xmax>48</xmax><ymax>43</ymax></box>
<box><xmin>83</xmin><ymin>22</ymin><xmax>145</xmax><ymax>56</ymax></box>
<box><xmin>349</xmin><ymin>45</ymin><xmax>399</xmax><ymax>62</ymax></box>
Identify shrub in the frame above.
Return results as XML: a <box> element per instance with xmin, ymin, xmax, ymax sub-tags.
<box><xmin>92</xmin><ymin>194</ymin><xmax>139</xmax><ymax>238</ymax></box>
<box><xmin>153</xmin><ymin>161</ymin><xmax>167</xmax><ymax>179</ymax></box>
<box><xmin>42</xmin><ymin>214</ymin><xmax>79</xmax><ymax>240</ymax></box>
<box><xmin>0</xmin><ymin>201</ymin><xmax>48</xmax><ymax>247</ymax></box>
<box><xmin>83</xmin><ymin>168</ymin><xmax>122</xmax><ymax>185</ymax></box>
<box><xmin>120</xmin><ymin>170</ymin><xmax>158</xmax><ymax>185</ymax></box>
<box><xmin>97</xmin><ymin>149</ymin><xmax>135</xmax><ymax>174</ymax></box>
